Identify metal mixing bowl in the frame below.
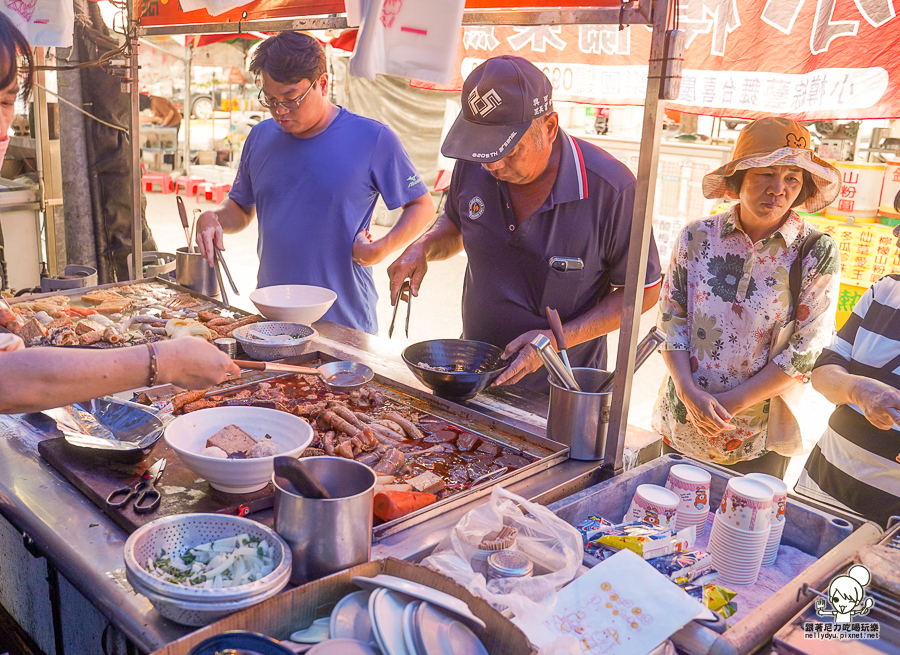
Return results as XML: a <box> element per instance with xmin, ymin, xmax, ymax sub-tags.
<box><xmin>317</xmin><ymin>361</ymin><xmax>374</xmax><ymax>393</ymax></box>
<box><xmin>402</xmin><ymin>339</ymin><xmax>509</xmax><ymax>400</ymax></box>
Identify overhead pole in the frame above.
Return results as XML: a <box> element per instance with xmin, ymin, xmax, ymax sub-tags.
<box><xmin>603</xmin><ymin>0</ymin><xmax>674</xmax><ymax>474</ymax></box>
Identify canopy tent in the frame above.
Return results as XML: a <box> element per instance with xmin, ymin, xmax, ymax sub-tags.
<box><xmin>328</xmin><ymin>3</ymin><xmax>900</xmax><ymax>122</ymax></box>
<box><xmin>123</xmin><ymin>0</ymin><xmax>685</xmax><ymax>476</ymax></box>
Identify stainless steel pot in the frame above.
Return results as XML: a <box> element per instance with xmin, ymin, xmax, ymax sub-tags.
<box><xmin>273</xmin><ymin>457</ymin><xmax>377</xmax><ymax>585</ymax></box>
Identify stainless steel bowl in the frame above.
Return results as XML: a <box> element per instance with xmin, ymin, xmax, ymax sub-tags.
<box><xmin>317</xmin><ymin>361</ymin><xmax>374</xmax><ymax>392</ymax></box>
<box><xmin>402</xmin><ymin>339</ymin><xmax>509</xmax><ymax>400</ymax></box>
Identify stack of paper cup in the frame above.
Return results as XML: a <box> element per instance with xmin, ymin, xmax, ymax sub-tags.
<box><xmin>665</xmin><ymin>464</ymin><xmax>712</xmax><ymax>537</ymax></box>
<box><xmin>626</xmin><ymin>484</ymin><xmax>679</xmax><ymax>529</ymax></box>
<box><xmin>708</xmin><ymin>478</ymin><xmax>774</xmax><ymax>585</ymax></box>
<box><xmin>746</xmin><ymin>473</ymin><xmax>788</xmax><ymax>566</ymax></box>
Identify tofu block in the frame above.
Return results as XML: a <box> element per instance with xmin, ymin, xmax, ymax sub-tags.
<box><xmin>17</xmin><ymin>317</ymin><xmax>47</xmax><ymax>343</ymax></box>
<box><xmin>206</xmin><ymin>424</ymin><xmax>258</xmax><ymax>457</ymax></box>
<box><xmin>407</xmin><ymin>471</ymin><xmax>445</xmax><ymax>494</ymax></box>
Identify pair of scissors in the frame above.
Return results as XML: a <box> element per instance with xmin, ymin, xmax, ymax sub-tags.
<box><xmin>106</xmin><ymin>458</ymin><xmax>166</xmax><ymax>514</ymax></box>
<box><xmin>388</xmin><ymin>279</ymin><xmax>412</xmax><ymax>338</ymax></box>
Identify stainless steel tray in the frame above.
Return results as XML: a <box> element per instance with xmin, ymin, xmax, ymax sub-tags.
<box><xmin>545</xmin><ymin>453</ymin><xmax>882</xmax><ymax>655</ymax></box>
<box><xmin>4</xmin><ymin>277</ymin><xmax>251</xmax><ymax>345</ymax></box>
<box><xmin>205</xmin><ymin>351</ymin><xmax>569</xmax><ymax>541</ymax></box>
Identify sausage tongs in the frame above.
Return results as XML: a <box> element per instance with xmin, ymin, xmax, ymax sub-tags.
<box><xmin>388</xmin><ymin>279</ymin><xmax>412</xmax><ymax>339</ymax></box>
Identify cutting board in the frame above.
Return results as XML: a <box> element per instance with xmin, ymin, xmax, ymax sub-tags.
<box><xmin>38</xmin><ymin>437</ymin><xmax>275</xmax><ymax>534</ymax></box>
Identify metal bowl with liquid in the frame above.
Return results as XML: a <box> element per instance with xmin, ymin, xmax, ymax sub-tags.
<box><xmin>317</xmin><ymin>361</ymin><xmax>374</xmax><ymax>393</ymax></box>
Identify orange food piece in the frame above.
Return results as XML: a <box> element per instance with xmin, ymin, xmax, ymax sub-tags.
<box><xmin>373</xmin><ymin>490</ymin><xmax>436</xmax><ymax>521</ymax></box>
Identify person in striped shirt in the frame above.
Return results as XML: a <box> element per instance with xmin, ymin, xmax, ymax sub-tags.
<box><xmin>796</xmin><ymin>250</ymin><xmax>900</xmax><ymax>526</ymax></box>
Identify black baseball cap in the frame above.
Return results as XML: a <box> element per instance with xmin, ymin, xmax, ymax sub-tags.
<box><xmin>441</xmin><ymin>56</ymin><xmax>553</xmax><ymax>163</ymax></box>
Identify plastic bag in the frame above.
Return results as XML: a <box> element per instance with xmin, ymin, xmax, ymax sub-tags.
<box><xmin>420</xmin><ymin>485</ymin><xmax>583</xmax><ymax>623</ymax></box>
<box><xmin>349</xmin><ymin>0</ymin><xmax>465</xmax><ymax>84</ymax></box>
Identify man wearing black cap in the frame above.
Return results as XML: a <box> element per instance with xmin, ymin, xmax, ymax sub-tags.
<box><xmin>388</xmin><ymin>56</ymin><xmax>662</xmax><ymax>393</ymax></box>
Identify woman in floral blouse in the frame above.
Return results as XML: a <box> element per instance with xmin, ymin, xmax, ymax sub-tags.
<box><xmin>652</xmin><ymin>117</ymin><xmax>841</xmax><ymax>477</ymax></box>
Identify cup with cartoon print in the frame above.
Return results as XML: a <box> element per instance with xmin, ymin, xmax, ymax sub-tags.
<box><xmin>717</xmin><ymin>477</ymin><xmax>774</xmax><ymax>533</ymax></box>
<box><xmin>626</xmin><ymin>484</ymin><xmax>680</xmax><ymax>529</ymax></box>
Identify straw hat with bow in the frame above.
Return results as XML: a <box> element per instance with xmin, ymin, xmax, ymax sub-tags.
<box><xmin>702</xmin><ymin>117</ymin><xmax>842</xmax><ymax>214</ymax></box>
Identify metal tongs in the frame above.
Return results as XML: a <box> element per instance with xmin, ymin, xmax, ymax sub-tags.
<box><xmin>389</xmin><ymin>279</ymin><xmax>412</xmax><ymax>338</ymax></box>
<box><xmin>212</xmin><ymin>245</ymin><xmax>239</xmax><ymax>309</ymax></box>
<box><xmin>531</xmin><ymin>334</ymin><xmax>581</xmax><ymax>391</ymax></box>
<box><xmin>596</xmin><ymin>327</ymin><xmax>667</xmax><ymax>394</ymax></box>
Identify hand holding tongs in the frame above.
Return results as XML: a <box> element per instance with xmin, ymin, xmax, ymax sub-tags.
<box><xmin>389</xmin><ymin>279</ymin><xmax>412</xmax><ymax>339</ymax></box>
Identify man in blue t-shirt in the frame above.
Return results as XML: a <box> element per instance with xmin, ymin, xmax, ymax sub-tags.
<box><xmin>196</xmin><ymin>32</ymin><xmax>433</xmax><ymax>334</ymax></box>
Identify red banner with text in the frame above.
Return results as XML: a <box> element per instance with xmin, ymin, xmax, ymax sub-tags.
<box><xmin>414</xmin><ymin>0</ymin><xmax>900</xmax><ymax>121</ymax></box>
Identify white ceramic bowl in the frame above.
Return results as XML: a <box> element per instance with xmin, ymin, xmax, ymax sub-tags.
<box><xmin>123</xmin><ymin>513</ymin><xmax>292</xmax><ymax>603</ymax></box>
<box><xmin>164</xmin><ymin>406</ymin><xmax>314</xmax><ymax>493</ymax></box>
<box><xmin>249</xmin><ymin>285</ymin><xmax>337</xmax><ymax>324</ymax></box>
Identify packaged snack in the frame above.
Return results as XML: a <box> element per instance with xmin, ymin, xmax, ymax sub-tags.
<box><xmin>704</xmin><ymin>584</ymin><xmax>737</xmax><ymax>612</ymax></box>
<box><xmin>575</xmin><ymin>515</ymin><xmax>614</xmax><ymax>544</ymax></box>
<box><xmin>589</xmin><ymin>521</ymin><xmax>696</xmax><ymax>560</ymax></box>
<box><xmin>683</xmin><ymin>583</ymin><xmax>738</xmax><ymax>619</ymax></box>
<box><xmin>648</xmin><ymin>550</ymin><xmax>715</xmax><ymax>585</ymax></box>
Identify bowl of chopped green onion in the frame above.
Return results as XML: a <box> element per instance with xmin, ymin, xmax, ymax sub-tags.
<box><xmin>124</xmin><ymin>513</ymin><xmax>291</xmax><ymax>623</ymax></box>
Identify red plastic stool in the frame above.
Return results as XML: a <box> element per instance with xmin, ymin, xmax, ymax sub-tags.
<box><xmin>197</xmin><ymin>182</ymin><xmax>232</xmax><ymax>204</ymax></box>
<box><xmin>142</xmin><ymin>173</ymin><xmax>173</xmax><ymax>194</ymax></box>
<box><xmin>174</xmin><ymin>175</ymin><xmax>206</xmax><ymax>196</ymax></box>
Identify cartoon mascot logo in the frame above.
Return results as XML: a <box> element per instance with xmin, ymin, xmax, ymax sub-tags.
<box><xmin>815</xmin><ymin>565</ymin><xmax>874</xmax><ymax>624</ymax></box>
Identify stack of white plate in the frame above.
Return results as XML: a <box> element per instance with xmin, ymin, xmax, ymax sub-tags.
<box><xmin>746</xmin><ymin>473</ymin><xmax>789</xmax><ymax>566</ymax></box>
<box><xmin>123</xmin><ymin>514</ymin><xmax>292</xmax><ymax>626</ymax></box>
<box><xmin>324</xmin><ymin>574</ymin><xmax>489</xmax><ymax>655</ymax></box>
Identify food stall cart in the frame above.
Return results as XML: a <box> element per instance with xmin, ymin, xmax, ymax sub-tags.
<box><xmin>2</xmin><ymin>1</ymin><xmax>899</xmax><ymax>654</ymax></box>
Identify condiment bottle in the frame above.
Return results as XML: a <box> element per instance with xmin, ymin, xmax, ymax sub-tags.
<box><xmin>486</xmin><ymin>550</ymin><xmax>533</xmax><ymax>581</ymax></box>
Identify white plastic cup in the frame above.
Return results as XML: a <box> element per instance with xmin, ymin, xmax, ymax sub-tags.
<box><xmin>626</xmin><ymin>484</ymin><xmax>679</xmax><ymax>529</ymax></box>
<box><xmin>745</xmin><ymin>473</ymin><xmax>788</xmax><ymax>527</ymax></box>
<box><xmin>717</xmin><ymin>478</ymin><xmax>774</xmax><ymax>533</ymax></box>
<box><xmin>666</xmin><ymin>464</ymin><xmax>712</xmax><ymax>515</ymax></box>
<box><xmin>746</xmin><ymin>473</ymin><xmax>788</xmax><ymax>566</ymax></box>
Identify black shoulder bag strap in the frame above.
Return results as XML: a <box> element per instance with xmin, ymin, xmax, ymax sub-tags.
<box><xmin>788</xmin><ymin>230</ymin><xmax>826</xmax><ymax>323</ymax></box>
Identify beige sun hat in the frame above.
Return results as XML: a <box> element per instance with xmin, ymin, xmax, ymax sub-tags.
<box><xmin>702</xmin><ymin>117</ymin><xmax>842</xmax><ymax>213</ymax></box>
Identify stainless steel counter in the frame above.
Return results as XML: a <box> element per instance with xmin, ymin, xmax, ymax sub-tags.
<box><xmin>0</xmin><ymin>321</ymin><xmax>634</xmax><ymax>652</ymax></box>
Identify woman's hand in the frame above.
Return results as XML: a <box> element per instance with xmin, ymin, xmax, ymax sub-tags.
<box><xmin>678</xmin><ymin>385</ymin><xmax>735</xmax><ymax>437</ymax></box>
<box><xmin>850</xmin><ymin>377</ymin><xmax>900</xmax><ymax>430</ymax></box>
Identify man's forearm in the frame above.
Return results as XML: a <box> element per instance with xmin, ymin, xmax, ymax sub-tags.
<box><xmin>371</xmin><ymin>194</ymin><xmax>434</xmax><ymax>258</ymax></box>
<box><xmin>417</xmin><ymin>213</ymin><xmax>464</xmax><ymax>261</ymax></box>
<box><xmin>216</xmin><ymin>199</ymin><xmax>255</xmax><ymax>233</ymax></box>
<box><xmin>811</xmin><ymin>364</ymin><xmax>855</xmax><ymax>406</ymax></box>
<box><xmin>563</xmin><ymin>284</ymin><xmax>661</xmax><ymax>349</ymax></box>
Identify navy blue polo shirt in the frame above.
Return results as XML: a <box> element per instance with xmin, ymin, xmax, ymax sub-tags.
<box><xmin>446</xmin><ymin>130</ymin><xmax>662</xmax><ymax>393</ymax></box>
